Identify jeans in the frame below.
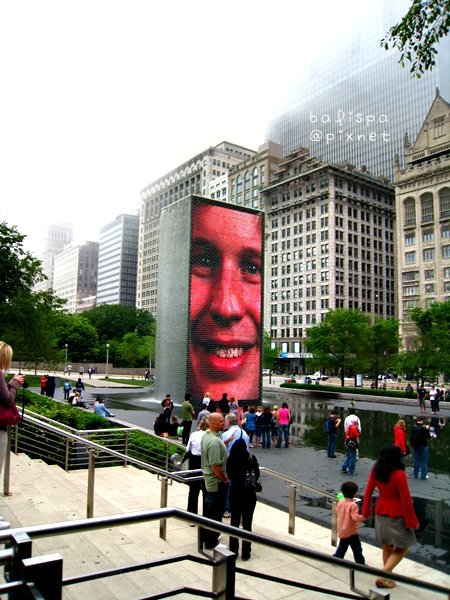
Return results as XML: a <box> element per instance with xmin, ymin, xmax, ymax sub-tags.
<box><xmin>276</xmin><ymin>424</ymin><xmax>289</xmax><ymax>448</ymax></box>
<box><xmin>327</xmin><ymin>432</ymin><xmax>337</xmax><ymax>457</ymax></box>
<box><xmin>260</xmin><ymin>425</ymin><xmax>271</xmax><ymax>449</ymax></box>
<box><xmin>413</xmin><ymin>446</ymin><xmax>429</xmax><ymax>479</ymax></box>
<box><xmin>200</xmin><ymin>482</ymin><xmax>228</xmax><ymax>549</ymax></box>
<box><xmin>333</xmin><ymin>534</ymin><xmax>365</xmax><ymax>564</ymax></box>
<box><xmin>340</xmin><ymin>446</ymin><xmax>356</xmax><ymax>475</ymax></box>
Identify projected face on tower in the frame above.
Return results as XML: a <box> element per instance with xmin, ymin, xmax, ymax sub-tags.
<box><xmin>188</xmin><ymin>201</ymin><xmax>263</xmax><ymax>402</ymax></box>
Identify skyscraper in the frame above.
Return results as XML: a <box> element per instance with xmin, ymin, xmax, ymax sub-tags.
<box><xmin>266</xmin><ymin>0</ymin><xmax>450</xmax><ymax>180</ymax></box>
<box><xmin>34</xmin><ymin>222</ymin><xmax>73</xmax><ymax>292</ymax></box>
<box><xmin>137</xmin><ymin>141</ymin><xmax>256</xmax><ymax>315</ymax></box>
<box><xmin>97</xmin><ymin>214</ymin><xmax>139</xmax><ymax>308</ymax></box>
<box><xmin>53</xmin><ymin>241</ymin><xmax>99</xmax><ymax>313</ymax></box>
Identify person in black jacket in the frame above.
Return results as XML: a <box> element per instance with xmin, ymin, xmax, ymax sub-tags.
<box><xmin>411</xmin><ymin>416</ymin><xmax>431</xmax><ymax>480</ymax></box>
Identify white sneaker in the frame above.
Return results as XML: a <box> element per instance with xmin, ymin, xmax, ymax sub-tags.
<box><xmin>0</xmin><ymin>521</ymin><xmax>11</xmax><ymax>530</ymax></box>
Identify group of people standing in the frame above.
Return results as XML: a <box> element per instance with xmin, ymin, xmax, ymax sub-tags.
<box><xmin>328</xmin><ymin>405</ymin><xmax>446</xmax><ymax>589</ymax></box>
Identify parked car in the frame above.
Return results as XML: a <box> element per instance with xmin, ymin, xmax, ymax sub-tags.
<box><xmin>313</xmin><ymin>372</ymin><xmax>328</xmax><ymax>381</ymax></box>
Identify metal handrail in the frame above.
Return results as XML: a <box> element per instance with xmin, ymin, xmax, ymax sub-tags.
<box><xmin>9</xmin><ymin>412</ymin><xmax>337</xmax><ymax>539</ymax></box>
<box><xmin>0</xmin><ymin>508</ymin><xmax>448</xmax><ymax>598</ymax></box>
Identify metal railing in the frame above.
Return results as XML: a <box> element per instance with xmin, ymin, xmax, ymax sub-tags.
<box><xmin>7</xmin><ymin>411</ymin><xmax>338</xmax><ymax>542</ymax></box>
<box><xmin>0</xmin><ymin>509</ymin><xmax>449</xmax><ymax>599</ymax></box>
<box><xmin>1</xmin><ymin>412</ymin><xmax>449</xmax><ymax>598</ymax></box>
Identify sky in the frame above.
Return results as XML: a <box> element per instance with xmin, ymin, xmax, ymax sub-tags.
<box><xmin>0</xmin><ymin>0</ymin><xmax>383</xmax><ymax>255</ymax></box>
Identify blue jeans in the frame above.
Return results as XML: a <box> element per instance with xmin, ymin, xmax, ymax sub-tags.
<box><xmin>413</xmin><ymin>446</ymin><xmax>429</xmax><ymax>479</ymax></box>
<box><xmin>333</xmin><ymin>534</ymin><xmax>365</xmax><ymax>564</ymax></box>
<box><xmin>327</xmin><ymin>433</ymin><xmax>337</xmax><ymax>457</ymax></box>
<box><xmin>340</xmin><ymin>446</ymin><xmax>356</xmax><ymax>475</ymax></box>
<box><xmin>276</xmin><ymin>424</ymin><xmax>289</xmax><ymax>448</ymax></box>
<box><xmin>260</xmin><ymin>425</ymin><xmax>271</xmax><ymax>449</ymax></box>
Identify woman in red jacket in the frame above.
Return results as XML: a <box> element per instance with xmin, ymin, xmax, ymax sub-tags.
<box><xmin>362</xmin><ymin>444</ymin><xmax>418</xmax><ymax>589</ymax></box>
<box><xmin>393</xmin><ymin>419</ymin><xmax>408</xmax><ymax>456</ymax></box>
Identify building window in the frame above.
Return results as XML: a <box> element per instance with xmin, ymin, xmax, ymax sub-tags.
<box><xmin>402</xmin><ymin>271</ymin><xmax>419</xmax><ymax>282</ymax></box>
<box><xmin>424</xmin><ymin>283</ymin><xmax>435</xmax><ymax>294</ymax></box>
<box><xmin>405</xmin><ymin>251</ymin><xmax>416</xmax><ymax>264</ymax></box>
<box><xmin>442</xmin><ymin>245</ymin><xmax>450</xmax><ymax>259</ymax></box>
<box><xmin>439</xmin><ymin>187</ymin><xmax>450</xmax><ymax>218</ymax></box>
<box><xmin>423</xmin><ymin>248</ymin><xmax>435</xmax><ymax>261</ymax></box>
<box><xmin>404</xmin><ymin>198</ymin><xmax>416</xmax><ymax>225</ymax></box>
<box><xmin>420</xmin><ymin>193</ymin><xmax>434</xmax><ymax>223</ymax></box>
<box><xmin>422</xmin><ymin>230</ymin><xmax>434</xmax><ymax>242</ymax></box>
<box><xmin>424</xmin><ymin>269</ymin><xmax>435</xmax><ymax>280</ymax></box>
<box><xmin>441</xmin><ymin>226</ymin><xmax>450</xmax><ymax>240</ymax></box>
<box><xmin>404</xmin><ymin>233</ymin><xmax>415</xmax><ymax>246</ymax></box>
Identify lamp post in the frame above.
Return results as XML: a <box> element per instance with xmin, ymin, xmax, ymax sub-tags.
<box><xmin>64</xmin><ymin>344</ymin><xmax>68</xmax><ymax>373</ymax></box>
<box><xmin>105</xmin><ymin>343</ymin><xmax>110</xmax><ymax>379</ymax></box>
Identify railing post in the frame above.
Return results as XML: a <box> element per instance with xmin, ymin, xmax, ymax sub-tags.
<box><xmin>65</xmin><ymin>438</ymin><xmax>70</xmax><ymax>471</ymax></box>
<box><xmin>288</xmin><ymin>484</ymin><xmax>296</xmax><ymax>535</ymax></box>
<box><xmin>4</xmin><ymin>531</ymin><xmax>33</xmax><ymax>595</ymax></box>
<box><xmin>22</xmin><ymin>553</ymin><xmax>63</xmax><ymax>600</ymax></box>
<box><xmin>3</xmin><ymin>427</ymin><xmax>13</xmax><ymax>497</ymax></box>
<box><xmin>159</xmin><ymin>476</ymin><xmax>168</xmax><ymax>541</ymax></box>
<box><xmin>87</xmin><ymin>448</ymin><xmax>96</xmax><ymax>518</ymax></box>
<box><xmin>164</xmin><ymin>445</ymin><xmax>170</xmax><ymax>471</ymax></box>
<box><xmin>331</xmin><ymin>500</ymin><xmax>338</xmax><ymax>547</ymax></box>
<box><xmin>212</xmin><ymin>546</ymin><xmax>236</xmax><ymax>600</ymax></box>
<box><xmin>14</xmin><ymin>423</ymin><xmax>19</xmax><ymax>454</ymax></box>
<box><xmin>124</xmin><ymin>431</ymin><xmax>129</xmax><ymax>467</ymax></box>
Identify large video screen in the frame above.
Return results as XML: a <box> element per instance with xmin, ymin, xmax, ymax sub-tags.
<box><xmin>188</xmin><ymin>198</ymin><xmax>263</xmax><ymax>403</ymax></box>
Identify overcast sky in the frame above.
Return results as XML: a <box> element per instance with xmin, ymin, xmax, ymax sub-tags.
<box><xmin>0</xmin><ymin>0</ymin><xmax>388</xmax><ymax>255</ymax></box>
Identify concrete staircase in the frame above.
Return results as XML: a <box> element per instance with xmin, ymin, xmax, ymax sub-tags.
<box><xmin>0</xmin><ymin>453</ymin><xmax>447</xmax><ymax>599</ymax></box>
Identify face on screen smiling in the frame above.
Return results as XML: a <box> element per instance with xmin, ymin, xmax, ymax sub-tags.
<box><xmin>189</xmin><ymin>203</ymin><xmax>262</xmax><ymax>401</ymax></box>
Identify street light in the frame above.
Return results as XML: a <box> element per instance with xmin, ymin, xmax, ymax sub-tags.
<box><xmin>105</xmin><ymin>343</ymin><xmax>110</xmax><ymax>379</ymax></box>
<box><xmin>64</xmin><ymin>344</ymin><xmax>68</xmax><ymax>373</ymax></box>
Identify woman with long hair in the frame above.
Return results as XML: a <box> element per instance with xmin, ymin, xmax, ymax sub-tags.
<box><xmin>0</xmin><ymin>341</ymin><xmax>26</xmax><ymax>530</ymax></box>
<box><xmin>362</xmin><ymin>444</ymin><xmax>418</xmax><ymax>589</ymax></box>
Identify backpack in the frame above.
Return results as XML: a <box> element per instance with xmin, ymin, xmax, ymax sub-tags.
<box><xmin>245</xmin><ymin>454</ymin><xmax>262</xmax><ymax>492</ymax></box>
<box><xmin>325</xmin><ymin>417</ymin><xmax>334</xmax><ymax>434</ymax></box>
<box><xmin>227</xmin><ymin>430</ymin><xmax>250</xmax><ymax>481</ymax></box>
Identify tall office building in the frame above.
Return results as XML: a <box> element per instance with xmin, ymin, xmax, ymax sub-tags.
<box><xmin>53</xmin><ymin>241</ymin><xmax>99</xmax><ymax>313</ymax></box>
<box><xmin>262</xmin><ymin>148</ymin><xmax>395</xmax><ymax>373</ymax></box>
<box><xmin>34</xmin><ymin>222</ymin><xmax>73</xmax><ymax>292</ymax></box>
<box><xmin>266</xmin><ymin>0</ymin><xmax>450</xmax><ymax>180</ymax></box>
<box><xmin>97</xmin><ymin>214</ymin><xmax>139</xmax><ymax>308</ymax></box>
<box><xmin>395</xmin><ymin>90</ymin><xmax>450</xmax><ymax>348</ymax></box>
<box><xmin>137</xmin><ymin>141</ymin><xmax>256</xmax><ymax>315</ymax></box>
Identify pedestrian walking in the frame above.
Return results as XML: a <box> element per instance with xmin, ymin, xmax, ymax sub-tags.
<box><xmin>333</xmin><ymin>481</ymin><xmax>366</xmax><ymax>564</ymax></box>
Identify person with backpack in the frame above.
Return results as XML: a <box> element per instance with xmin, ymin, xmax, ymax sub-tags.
<box><xmin>225</xmin><ymin>412</ymin><xmax>260</xmax><ymax>561</ymax></box>
<box><xmin>325</xmin><ymin>410</ymin><xmax>341</xmax><ymax>458</ymax></box>
<box><xmin>222</xmin><ymin>413</ymin><xmax>250</xmax><ymax>517</ymax></box>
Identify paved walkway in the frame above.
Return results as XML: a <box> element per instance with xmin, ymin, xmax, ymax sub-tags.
<box><xmin>0</xmin><ymin>452</ymin><xmax>448</xmax><ymax>599</ymax></box>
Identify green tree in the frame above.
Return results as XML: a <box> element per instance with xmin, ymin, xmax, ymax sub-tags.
<box><xmin>0</xmin><ymin>222</ymin><xmax>44</xmax><ymax>304</ymax></box>
<box><xmin>305</xmin><ymin>309</ymin><xmax>371</xmax><ymax>386</ymax></box>
<box><xmin>382</xmin><ymin>0</ymin><xmax>450</xmax><ymax>76</ymax></box>
<box><xmin>1</xmin><ymin>290</ymin><xmax>66</xmax><ymax>371</ymax></box>
<box><xmin>409</xmin><ymin>301</ymin><xmax>450</xmax><ymax>380</ymax></box>
<box><xmin>57</xmin><ymin>314</ymin><xmax>99</xmax><ymax>363</ymax></box>
<box><xmin>83</xmin><ymin>305</ymin><xmax>155</xmax><ymax>343</ymax></box>
<box><xmin>119</xmin><ymin>332</ymin><xmax>149</xmax><ymax>377</ymax></box>
<box><xmin>262</xmin><ymin>331</ymin><xmax>279</xmax><ymax>373</ymax></box>
<box><xmin>366</xmin><ymin>318</ymin><xmax>401</xmax><ymax>388</ymax></box>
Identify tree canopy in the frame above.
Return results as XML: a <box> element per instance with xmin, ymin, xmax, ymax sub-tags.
<box><xmin>305</xmin><ymin>309</ymin><xmax>371</xmax><ymax>386</ymax></box>
<box><xmin>382</xmin><ymin>0</ymin><xmax>450</xmax><ymax>76</ymax></box>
